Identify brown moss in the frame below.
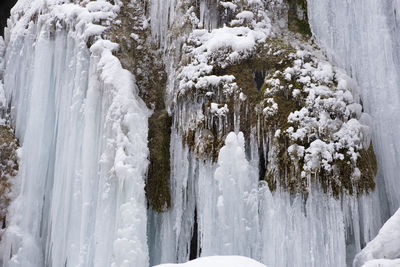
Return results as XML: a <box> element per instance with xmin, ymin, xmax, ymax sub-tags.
<box><xmin>146</xmin><ymin>111</ymin><xmax>172</xmax><ymax>213</ymax></box>
<box><xmin>264</xmin><ymin>170</ymin><xmax>277</xmax><ymax>192</ymax></box>
<box><xmin>356</xmin><ymin>143</ymin><xmax>377</xmax><ymax>195</ymax></box>
<box><xmin>274</xmin><ymin>94</ymin><xmax>298</xmax><ymax>131</ymax></box>
<box><xmin>202</xmin><ymin>130</ymin><xmax>225</xmax><ymax>162</ymax></box>
<box><xmin>183</xmin><ymin>124</ymin><xmax>227</xmax><ymax>163</ymax></box>
<box><xmin>0</xmin><ymin>125</ymin><xmax>18</xmax><ymax>229</ymax></box>
<box><xmin>286</xmin><ymin>0</ymin><xmax>312</xmax><ymax>37</ymax></box>
<box><xmin>183</xmin><ymin>128</ymin><xmax>196</xmax><ymax>149</ymax></box>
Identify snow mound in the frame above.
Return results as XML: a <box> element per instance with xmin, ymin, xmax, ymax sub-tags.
<box><xmin>154</xmin><ymin>256</ymin><xmax>268</xmax><ymax>267</ymax></box>
<box><xmin>362</xmin><ymin>259</ymin><xmax>400</xmax><ymax>267</ymax></box>
<box><xmin>354</xmin><ymin>208</ymin><xmax>400</xmax><ymax>267</ymax></box>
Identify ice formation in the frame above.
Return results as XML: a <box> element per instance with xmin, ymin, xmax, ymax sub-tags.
<box><xmin>0</xmin><ymin>0</ymin><xmax>398</xmax><ymax>267</ymax></box>
<box><xmin>0</xmin><ymin>0</ymin><xmax>150</xmax><ymax>266</ymax></box>
<box><xmin>307</xmin><ymin>1</ymin><xmax>400</xmax><ymax>265</ymax></box>
<box><xmin>308</xmin><ymin>0</ymin><xmax>400</xmax><ymax>213</ymax></box>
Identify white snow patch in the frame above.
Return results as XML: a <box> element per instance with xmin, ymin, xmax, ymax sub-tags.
<box><xmin>154</xmin><ymin>256</ymin><xmax>267</xmax><ymax>267</ymax></box>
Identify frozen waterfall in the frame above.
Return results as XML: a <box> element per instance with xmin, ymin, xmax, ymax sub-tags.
<box><xmin>0</xmin><ymin>3</ymin><xmax>150</xmax><ymax>266</ymax></box>
<box><xmin>0</xmin><ymin>0</ymin><xmax>399</xmax><ymax>267</ymax></box>
<box><xmin>308</xmin><ymin>1</ymin><xmax>400</xmax><ymax>265</ymax></box>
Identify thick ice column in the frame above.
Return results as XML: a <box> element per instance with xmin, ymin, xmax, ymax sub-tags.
<box><xmin>0</xmin><ymin>23</ymin><xmax>150</xmax><ymax>267</ymax></box>
<box><xmin>307</xmin><ymin>0</ymin><xmax>400</xmax><ymax>213</ymax></box>
<box><xmin>147</xmin><ymin>130</ymin><xmax>196</xmax><ymax>265</ymax></box>
<box><xmin>43</xmin><ymin>30</ymin><xmax>89</xmax><ymax>267</ymax></box>
<box><xmin>198</xmin><ymin>132</ymin><xmax>259</xmax><ymax>257</ymax></box>
<box><xmin>87</xmin><ymin>40</ymin><xmax>151</xmax><ymax>267</ymax></box>
<box><xmin>0</xmin><ymin>28</ymin><xmax>59</xmax><ymax>267</ymax></box>
<box><xmin>260</xmin><ymin>187</ymin><xmax>347</xmax><ymax>267</ymax></box>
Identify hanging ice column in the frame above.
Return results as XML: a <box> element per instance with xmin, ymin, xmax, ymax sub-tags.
<box><xmin>197</xmin><ymin>132</ymin><xmax>259</xmax><ymax>257</ymax></box>
<box><xmin>307</xmin><ymin>0</ymin><xmax>400</xmax><ymax>214</ymax></box>
<box><xmin>0</xmin><ymin>1</ymin><xmax>150</xmax><ymax>266</ymax></box>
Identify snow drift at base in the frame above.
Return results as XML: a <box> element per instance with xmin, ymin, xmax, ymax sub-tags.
<box><xmin>154</xmin><ymin>256</ymin><xmax>268</xmax><ymax>267</ymax></box>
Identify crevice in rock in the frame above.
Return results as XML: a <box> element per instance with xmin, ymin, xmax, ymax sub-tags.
<box><xmin>189</xmin><ymin>208</ymin><xmax>199</xmax><ymax>260</ymax></box>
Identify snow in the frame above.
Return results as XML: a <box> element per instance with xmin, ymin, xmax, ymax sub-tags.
<box><xmin>210</xmin><ymin>103</ymin><xmax>229</xmax><ymax>117</ymax></box>
<box><xmin>154</xmin><ymin>256</ymin><xmax>268</xmax><ymax>267</ymax></box>
<box><xmin>354</xmin><ymin>208</ymin><xmax>400</xmax><ymax>267</ymax></box>
<box><xmin>178</xmin><ymin>2</ymin><xmax>271</xmax><ymax>96</ymax></box>
<box><xmin>362</xmin><ymin>259</ymin><xmax>400</xmax><ymax>267</ymax></box>
<box><xmin>220</xmin><ymin>2</ymin><xmax>238</xmax><ymax>12</ymax></box>
<box><xmin>263</xmin><ymin>46</ymin><xmax>370</xmax><ymax>185</ymax></box>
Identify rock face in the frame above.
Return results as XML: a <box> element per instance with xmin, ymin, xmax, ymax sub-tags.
<box><xmin>0</xmin><ymin>125</ymin><xmax>18</xmax><ymax>229</ymax></box>
<box><xmin>0</xmin><ymin>0</ymin><xmax>394</xmax><ymax>267</ymax></box>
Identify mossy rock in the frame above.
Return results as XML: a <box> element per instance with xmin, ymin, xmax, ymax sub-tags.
<box><xmin>146</xmin><ymin>110</ymin><xmax>172</xmax><ymax>213</ymax></box>
<box><xmin>355</xmin><ymin>143</ymin><xmax>378</xmax><ymax>195</ymax></box>
<box><xmin>0</xmin><ymin>125</ymin><xmax>18</xmax><ymax>229</ymax></box>
<box><xmin>286</xmin><ymin>0</ymin><xmax>312</xmax><ymax>37</ymax></box>
<box><xmin>108</xmin><ymin>0</ymin><xmax>172</xmax><ymax>213</ymax></box>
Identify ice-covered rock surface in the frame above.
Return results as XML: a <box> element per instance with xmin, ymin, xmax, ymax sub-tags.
<box><xmin>154</xmin><ymin>256</ymin><xmax>268</xmax><ymax>267</ymax></box>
